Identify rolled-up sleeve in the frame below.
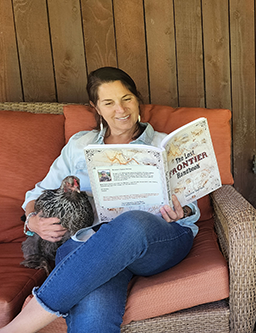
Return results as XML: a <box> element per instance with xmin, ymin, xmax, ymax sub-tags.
<box><xmin>177</xmin><ymin>202</ymin><xmax>200</xmax><ymax>237</ymax></box>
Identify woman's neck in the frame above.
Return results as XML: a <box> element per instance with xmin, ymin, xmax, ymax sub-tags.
<box><xmin>104</xmin><ymin>133</ymin><xmax>133</xmax><ymax>144</ymax></box>
<box><xmin>104</xmin><ymin>123</ymin><xmax>144</xmax><ymax>144</ymax></box>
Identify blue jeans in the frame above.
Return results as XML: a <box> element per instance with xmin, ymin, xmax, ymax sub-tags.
<box><xmin>33</xmin><ymin>211</ymin><xmax>194</xmax><ymax>333</ymax></box>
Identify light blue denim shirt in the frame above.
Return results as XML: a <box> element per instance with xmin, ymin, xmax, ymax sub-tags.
<box><xmin>22</xmin><ymin>123</ymin><xmax>200</xmax><ymax>239</ymax></box>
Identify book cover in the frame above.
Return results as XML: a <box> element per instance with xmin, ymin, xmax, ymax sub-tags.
<box><xmin>160</xmin><ymin>117</ymin><xmax>222</xmax><ymax>206</ymax></box>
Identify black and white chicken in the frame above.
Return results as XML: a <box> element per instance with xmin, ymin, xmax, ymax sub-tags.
<box><xmin>21</xmin><ymin>176</ymin><xmax>94</xmax><ymax>275</ymax></box>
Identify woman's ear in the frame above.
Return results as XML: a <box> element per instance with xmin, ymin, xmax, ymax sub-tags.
<box><xmin>89</xmin><ymin>100</ymin><xmax>95</xmax><ymax>108</ymax></box>
<box><xmin>89</xmin><ymin>101</ymin><xmax>100</xmax><ymax>115</ymax></box>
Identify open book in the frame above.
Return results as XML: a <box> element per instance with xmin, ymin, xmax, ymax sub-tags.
<box><xmin>84</xmin><ymin>117</ymin><xmax>222</xmax><ymax>222</ymax></box>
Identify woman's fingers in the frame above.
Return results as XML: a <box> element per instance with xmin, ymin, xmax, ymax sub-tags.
<box><xmin>160</xmin><ymin>195</ymin><xmax>184</xmax><ymax>222</ymax></box>
<box><xmin>29</xmin><ymin>213</ymin><xmax>67</xmax><ymax>242</ymax></box>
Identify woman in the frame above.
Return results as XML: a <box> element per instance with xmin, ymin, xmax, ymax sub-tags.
<box><xmin>1</xmin><ymin>67</ymin><xmax>200</xmax><ymax>333</ymax></box>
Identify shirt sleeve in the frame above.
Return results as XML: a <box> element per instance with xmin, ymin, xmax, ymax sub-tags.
<box><xmin>178</xmin><ymin>201</ymin><xmax>200</xmax><ymax>238</ymax></box>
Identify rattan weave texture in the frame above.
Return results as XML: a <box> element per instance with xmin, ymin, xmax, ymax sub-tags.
<box><xmin>212</xmin><ymin>185</ymin><xmax>256</xmax><ymax>333</ymax></box>
<box><xmin>121</xmin><ymin>300</ymin><xmax>229</xmax><ymax>333</ymax></box>
<box><xmin>0</xmin><ymin>102</ymin><xmax>65</xmax><ymax>114</ymax></box>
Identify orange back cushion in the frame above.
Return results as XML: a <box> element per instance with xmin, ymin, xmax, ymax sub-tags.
<box><xmin>0</xmin><ymin>111</ymin><xmax>65</xmax><ymax>242</ymax></box>
<box><xmin>64</xmin><ymin>104</ymin><xmax>233</xmax><ymax>185</ymax></box>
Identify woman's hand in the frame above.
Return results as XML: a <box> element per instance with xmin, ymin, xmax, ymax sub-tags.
<box><xmin>28</xmin><ymin>213</ymin><xmax>67</xmax><ymax>242</ymax></box>
<box><xmin>160</xmin><ymin>194</ymin><xmax>184</xmax><ymax>222</ymax></box>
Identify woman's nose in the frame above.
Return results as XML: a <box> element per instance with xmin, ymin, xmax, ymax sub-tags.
<box><xmin>115</xmin><ymin>103</ymin><xmax>125</xmax><ymax>112</ymax></box>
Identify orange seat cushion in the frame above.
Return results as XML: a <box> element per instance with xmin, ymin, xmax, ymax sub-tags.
<box><xmin>64</xmin><ymin>104</ymin><xmax>233</xmax><ymax>185</ymax></box>
<box><xmin>122</xmin><ymin>218</ymin><xmax>229</xmax><ymax>324</ymax></box>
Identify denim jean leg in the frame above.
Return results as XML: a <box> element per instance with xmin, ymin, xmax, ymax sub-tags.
<box><xmin>34</xmin><ymin>210</ymin><xmax>194</xmax><ymax>316</ymax></box>
<box><xmin>56</xmin><ymin>239</ymin><xmax>133</xmax><ymax>333</ymax></box>
<box><xmin>66</xmin><ymin>269</ymin><xmax>133</xmax><ymax>333</ymax></box>
<box><xmin>55</xmin><ymin>237</ymin><xmax>82</xmax><ymax>265</ymax></box>
<box><xmin>128</xmin><ymin>219</ymin><xmax>193</xmax><ymax>276</ymax></box>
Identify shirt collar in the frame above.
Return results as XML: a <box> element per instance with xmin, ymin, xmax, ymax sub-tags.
<box><xmin>94</xmin><ymin>123</ymin><xmax>154</xmax><ymax>145</ymax></box>
<box><xmin>95</xmin><ymin>127</ymin><xmax>107</xmax><ymax>144</ymax></box>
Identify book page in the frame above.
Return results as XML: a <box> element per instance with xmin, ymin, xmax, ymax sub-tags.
<box><xmin>161</xmin><ymin>118</ymin><xmax>222</xmax><ymax>206</ymax></box>
<box><xmin>84</xmin><ymin>145</ymin><xmax>169</xmax><ymax>222</ymax></box>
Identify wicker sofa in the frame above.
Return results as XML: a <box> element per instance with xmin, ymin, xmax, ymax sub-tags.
<box><xmin>0</xmin><ymin>102</ymin><xmax>255</xmax><ymax>332</ymax></box>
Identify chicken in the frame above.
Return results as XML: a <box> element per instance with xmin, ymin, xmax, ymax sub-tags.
<box><xmin>21</xmin><ymin>176</ymin><xmax>94</xmax><ymax>275</ymax></box>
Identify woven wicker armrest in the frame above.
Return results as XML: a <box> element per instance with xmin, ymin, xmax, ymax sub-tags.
<box><xmin>211</xmin><ymin>184</ymin><xmax>256</xmax><ymax>333</ymax></box>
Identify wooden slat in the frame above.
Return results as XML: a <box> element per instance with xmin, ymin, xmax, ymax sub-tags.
<box><xmin>230</xmin><ymin>0</ymin><xmax>256</xmax><ymax>205</ymax></box>
<box><xmin>174</xmin><ymin>0</ymin><xmax>205</xmax><ymax>107</ymax></box>
<box><xmin>202</xmin><ymin>0</ymin><xmax>231</xmax><ymax>109</ymax></box>
<box><xmin>113</xmin><ymin>0</ymin><xmax>149</xmax><ymax>103</ymax></box>
<box><xmin>47</xmin><ymin>0</ymin><xmax>88</xmax><ymax>103</ymax></box>
<box><xmin>144</xmin><ymin>0</ymin><xmax>178</xmax><ymax>106</ymax></box>
<box><xmin>0</xmin><ymin>0</ymin><xmax>23</xmax><ymax>102</ymax></box>
<box><xmin>81</xmin><ymin>0</ymin><xmax>117</xmax><ymax>74</ymax></box>
<box><xmin>13</xmin><ymin>0</ymin><xmax>56</xmax><ymax>102</ymax></box>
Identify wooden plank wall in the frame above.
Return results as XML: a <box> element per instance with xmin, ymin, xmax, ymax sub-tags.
<box><xmin>0</xmin><ymin>0</ymin><xmax>255</xmax><ymax>206</ymax></box>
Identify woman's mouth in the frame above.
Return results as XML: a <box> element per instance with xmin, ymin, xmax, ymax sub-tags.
<box><xmin>116</xmin><ymin>115</ymin><xmax>130</xmax><ymax>120</ymax></box>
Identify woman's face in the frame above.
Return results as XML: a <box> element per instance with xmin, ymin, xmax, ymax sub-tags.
<box><xmin>94</xmin><ymin>80</ymin><xmax>140</xmax><ymax>136</ymax></box>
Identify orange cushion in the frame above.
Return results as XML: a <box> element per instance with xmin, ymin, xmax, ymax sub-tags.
<box><xmin>197</xmin><ymin>194</ymin><xmax>213</xmax><ymax>221</ymax></box>
<box><xmin>141</xmin><ymin>105</ymin><xmax>233</xmax><ymax>186</ymax></box>
<box><xmin>0</xmin><ymin>110</ymin><xmax>65</xmax><ymax>242</ymax></box>
<box><xmin>0</xmin><ymin>243</ymin><xmax>46</xmax><ymax>328</ymax></box>
<box><xmin>122</xmin><ymin>218</ymin><xmax>229</xmax><ymax>325</ymax></box>
<box><xmin>22</xmin><ymin>217</ymin><xmax>229</xmax><ymax>330</ymax></box>
<box><xmin>64</xmin><ymin>104</ymin><xmax>96</xmax><ymax>143</ymax></box>
<box><xmin>63</xmin><ymin>104</ymin><xmax>233</xmax><ymax>185</ymax></box>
